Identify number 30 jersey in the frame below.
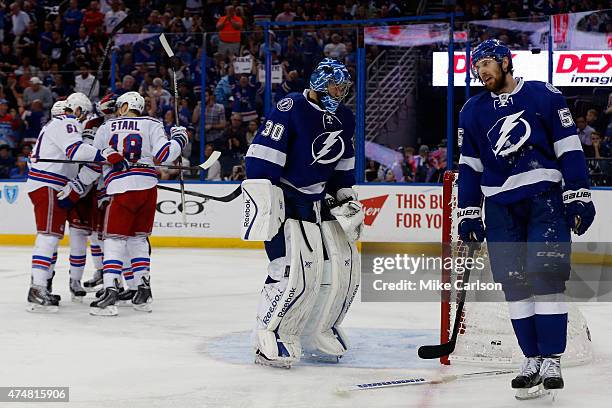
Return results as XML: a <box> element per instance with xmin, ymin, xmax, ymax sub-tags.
<box><xmin>90</xmin><ymin>116</ymin><xmax>182</xmax><ymax>195</ymax></box>
<box><xmin>27</xmin><ymin>114</ymin><xmax>102</xmax><ymax>193</ymax></box>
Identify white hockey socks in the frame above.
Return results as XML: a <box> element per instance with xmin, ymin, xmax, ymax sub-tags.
<box><xmin>31</xmin><ymin>234</ymin><xmax>60</xmax><ymax>286</ymax></box>
<box><xmin>122</xmin><ymin>250</ymin><xmax>136</xmax><ymax>290</ymax></box>
<box><xmin>127</xmin><ymin>236</ymin><xmax>150</xmax><ymax>286</ymax></box>
<box><xmin>89</xmin><ymin>234</ymin><xmax>104</xmax><ymax>271</ymax></box>
<box><xmin>69</xmin><ymin>227</ymin><xmax>89</xmax><ymax>282</ymax></box>
<box><xmin>102</xmin><ymin>238</ymin><xmax>126</xmax><ymax>288</ymax></box>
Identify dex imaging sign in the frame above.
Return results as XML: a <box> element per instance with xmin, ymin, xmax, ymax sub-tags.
<box><xmin>433</xmin><ymin>50</ymin><xmax>612</xmax><ymax>86</ymax></box>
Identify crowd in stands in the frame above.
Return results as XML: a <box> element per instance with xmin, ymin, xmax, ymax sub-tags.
<box><xmin>0</xmin><ymin>0</ymin><xmax>609</xmax><ymax>186</ymax></box>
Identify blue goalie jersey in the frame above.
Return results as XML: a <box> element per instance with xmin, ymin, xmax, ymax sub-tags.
<box><xmin>245</xmin><ymin>90</ymin><xmax>356</xmax><ymax>202</ymax></box>
<box><xmin>458</xmin><ymin>78</ymin><xmax>589</xmax><ymax>207</ymax></box>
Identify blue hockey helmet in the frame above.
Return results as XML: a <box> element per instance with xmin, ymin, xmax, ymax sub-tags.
<box><xmin>309</xmin><ymin>58</ymin><xmax>352</xmax><ymax>113</ymax></box>
<box><xmin>470</xmin><ymin>39</ymin><xmax>513</xmax><ymax>82</ymax></box>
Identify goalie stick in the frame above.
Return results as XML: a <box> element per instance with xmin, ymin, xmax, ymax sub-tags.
<box><xmin>418</xmin><ymin>242</ymin><xmax>480</xmax><ymax>360</ymax></box>
<box><xmin>88</xmin><ymin>13</ymin><xmax>131</xmax><ymax>99</ymax></box>
<box><xmin>336</xmin><ymin>369</ymin><xmax>513</xmax><ymax>392</ymax></box>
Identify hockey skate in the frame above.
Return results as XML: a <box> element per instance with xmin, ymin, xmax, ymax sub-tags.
<box><xmin>254</xmin><ymin>349</ymin><xmax>292</xmax><ymax>369</ymax></box>
<box><xmin>513</xmin><ymin>356</ymin><xmax>545</xmax><ymax>400</ymax></box>
<box><xmin>46</xmin><ymin>273</ymin><xmax>61</xmax><ymax>302</ymax></box>
<box><xmin>117</xmin><ymin>289</ymin><xmax>137</xmax><ymax>306</ymax></box>
<box><xmin>26</xmin><ymin>285</ymin><xmax>59</xmax><ymax>313</ymax></box>
<box><xmin>540</xmin><ymin>355</ymin><xmax>563</xmax><ymax>401</ymax></box>
<box><xmin>83</xmin><ymin>269</ymin><xmax>103</xmax><ymax>292</ymax></box>
<box><xmin>89</xmin><ymin>287</ymin><xmax>119</xmax><ymax>316</ymax></box>
<box><xmin>131</xmin><ymin>277</ymin><xmax>152</xmax><ymax>312</ymax></box>
<box><xmin>70</xmin><ymin>279</ymin><xmax>86</xmax><ymax>303</ymax></box>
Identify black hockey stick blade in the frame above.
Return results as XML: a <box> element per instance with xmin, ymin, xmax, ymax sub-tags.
<box><xmin>157</xmin><ymin>184</ymin><xmax>242</xmax><ymax>203</ymax></box>
<box><xmin>418</xmin><ymin>335</ymin><xmax>458</xmax><ymax>359</ymax></box>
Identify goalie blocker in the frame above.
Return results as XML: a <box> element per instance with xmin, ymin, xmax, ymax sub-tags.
<box><xmin>241</xmin><ymin>179</ymin><xmax>363</xmax><ymax>367</ymax></box>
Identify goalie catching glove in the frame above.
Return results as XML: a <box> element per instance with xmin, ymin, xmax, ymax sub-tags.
<box><xmin>329</xmin><ymin>188</ymin><xmax>364</xmax><ymax>242</ymax></box>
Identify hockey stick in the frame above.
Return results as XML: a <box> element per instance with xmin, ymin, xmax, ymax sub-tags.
<box><xmin>157</xmin><ymin>184</ymin><xmax>242</xmax><ymax>203</ymax></box>
<box><xmin>336</xmin><ymin>369</ymin><xmax>513</xmax><ymax>393</ymax></box>
<box><xmin>418</xmin><ymin>242</ymin><xmax>480</xmax><ymax>360</ymax></box>
<box><xmin>33</xmin><ymin>158</ymin><xmax>206</xmax><ymax>171</ymax></box>
<box><xmin>159</xmin><ymin>33</ymin><xmax>188</xmax><ymax>225</ymax></box>
<box><xmin>88</xmin><ymin>13</ymin><xmax>131</xmax><ymax>99</ymax></box>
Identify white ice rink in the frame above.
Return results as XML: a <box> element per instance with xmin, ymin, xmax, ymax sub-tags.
<box><xmin>1</xmin><ymin>246</ymin><xmax>611</xmax><ymax>408</ymax></box>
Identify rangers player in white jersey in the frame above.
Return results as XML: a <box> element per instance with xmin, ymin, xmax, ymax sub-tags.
<box><xmin>26</xmin><ymin>92</ymin><xmax>125</xmax><ymax>312</ymax></box>
<box><xmin>73</xmin><ymin>91</ymin><xmax>188</xmax><ymax>316</ymax></box>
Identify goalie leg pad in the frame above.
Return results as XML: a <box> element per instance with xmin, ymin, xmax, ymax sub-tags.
<box><xmin>302</xmin><ymin>220</ymin><xmax>360</xmax><ymax>358</ymax></box>
<box><xmin>254</xmin><ymin>219</ymin><xmax>324</xmax><ymax>364</ymax></box>
<box><xmin>241</xmin><ymin>179</ymin><xmax>285</xmax><ymax>241</ymax></box>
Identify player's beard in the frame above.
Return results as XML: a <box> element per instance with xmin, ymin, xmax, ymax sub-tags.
<box><xmin>484</xmin><ymin>71</ymin><xmax>507</xmax><ymax>93</ymax></box>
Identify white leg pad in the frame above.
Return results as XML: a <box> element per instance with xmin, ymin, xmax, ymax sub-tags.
<box><xmin>254</xmin><ymin>219</ymin><xmax>324</xmax><ymax>364</ymax></box>
<box><xmin>302</xmin><ymin>220</ymin><xmax>360</xmax><ymax>357</ymax></box>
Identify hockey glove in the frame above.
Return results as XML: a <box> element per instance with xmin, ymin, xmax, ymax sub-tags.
<box><xmin>330</xmin><ymin>200</ymin><xmax>364</xmax><ymax>242</ymax></box>
<box><xmin>457</xmin><ymin>207</ymin><xmax>485</xmax><ymax>243</ymax></box>
<box><xmin>82</xmin><ymin>128</ymin><xmax>95</xmax><ymax>144</ymax></box>
<box><xmin>57</xmin><ymin>177</ymin><xmax>86</xmax><ymax>209</ymax></box>
<box><xmin>99</xmin><ymin>147</ymin><xmax>128</xmax><ymax>171</ymax></box>
<box><xmin>331</xmin><ymin>188</ymin><xmax>364</xmax><ymax>242</ymax></box>
<box><xmin>170</xmin><ymin>126</ymin><xmax>188</xmax><ymax>150</ymax></box>
<box><xmin>563</xmin><ymin>188</ymin><xmax>595</xmax><ymax>235</ymax></box>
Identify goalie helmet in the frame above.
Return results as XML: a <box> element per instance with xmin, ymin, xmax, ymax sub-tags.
<box><xmin>66</xmin><ymin>92</ymin><xmax>93</xmax><ymax>116</ymax></box>
<box><xmin>95</xmin><ymin>92</ymin><xmax>117</xmax><ymax>117</ymax></box>
<box><xmin>51</xmin><ymin>100</ymin><xmax>67</xmax><ymax>116</ymax></box>
<box><xmin>470</xmin><ymin>39</ymin><xmax>513</xmax><ymax>82</ymax></box>
<box><xmin>116</xmin><ymin>91</ymin><xmax>145</xmax><ymax>115</ymax></box>
<box><xmin>309</xmin><ymin>58</ymin><xmax>352</xmax><ymax>113</ymax></box>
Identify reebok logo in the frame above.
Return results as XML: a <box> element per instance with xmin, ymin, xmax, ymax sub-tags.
<box><xmin>359</xmin><ymin>195</ymin><xmax>388</xmax><ymax>226</ymax></box>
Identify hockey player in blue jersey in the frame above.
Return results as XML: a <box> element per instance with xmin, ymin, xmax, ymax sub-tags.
<box><xmin>457</xmin><ymin>39</ymin><xmax>596</xmax><ymax>396</ymax></box>
<box><xmin>241</xmin><ymin>58</ymin><xmax>363</xmax><ymax>368</ymax></box>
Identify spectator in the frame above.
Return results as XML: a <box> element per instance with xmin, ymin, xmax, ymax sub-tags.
<box><xmin>146</xmin><ymin>77</ymin><xmax>172</xmax><ymax>114</ymax></box>
<box><xmin>324</xmin><ymin>34</ymin><xmax>347</xmax><ymax>60</ymax></box>
<box><xmin>216</xmin><ymin>6</ymin><xmax>243</xmax><ymax>57</ymax></box>
<box><xmin>116</xmin><ymin>74</ymin><xmax>136</xmax><ymax>95</ymax></box>
<box><xmin>0</xmin><ymin>99</ymin><xmax>16</xmax><ymax>148</ymax></box>
<box><xmin>0</xmin><ymin>144</ymin><xmax>14</xmax><ymax>179</ymax></box>
<box><xmin>223</xmin><ymin>112</ymin><xmax>246</xmax><ymax>148</ymax></box>
<box><xmin>230</xmin><ymin>164</ymin><xmax>246</xmax><ymax>181</ymax></box>
<box><xmin>9</xmin><ymin>153</ymin><xmax>28</xmax><ymax>179</ymax></box>
<box><xmin>576</xmin><ymin>115</ymin><xmax>595</xmax><ymax>146</ymax></box>
<box><xmin>365</xmin><ymin>159</ymin><xmax>380</xmax><ymax>182</ymax></box>
<box><xmin>275</xmin><ymin>69</ymin><xmax>305</xmax><ymax>102</ymax></box>
<box><xmin>232</xmin><ymin>74</ymin><xmax>259</xmax><ymax>123</ymax></box>
<box><xmin>21</xmin><ymin>99</ymin><xmax>45</xmax><ymax>145</ymax></box>
<box><xmin>62</xmin><ymin>0</ymin><xmax>83</xmax><ymax>40</ymax></box>
<box><xmin>83</xmin><ymin>2</ymin><xmax>106</xmax><ymax>35</ymax></box>
<box><xmin>10</xmin><ymin>2</ymin><xmax>31</xmax><ymax>38</ymax></box>
<box><xmin>105</xmin><ymin>0</ymin><xmax>128</xmax><ymax>34</ymax></box>
<box><xmin>204</xmin><ymin>143</ymin><xmax>221</xmax><ymax>181</ymax></box>
<box><xmin>198</xmin><ymin>88</ymin><xmax>226</xmax><ymax>146</ymax></box>
<box><xmin>276</xmin><ymin>3</ymin><xmax>296</xmax><ymax>23</ymax></box>
<box><xmin>414</xmin><ymin>145</ymin><xmax>433</xmax><ymax>182</ymax></box>
<box><xmin>584</xmin><ymin>131</ymin><xmax>610</xmax><ymax>158</ymax></box>
<box><xmin>74</xmin><ymin>64</ymin><xmax>98</xmax><ymax>100</ymax></box>
<box><xmin>586</xmin><ymin>108</ymin><xmax>604</xmax><ymax>133</ymax></box>
<box><xmin>245</xmin><ymin>119</ymin><xmax>258</xmax><ymax>145</ymax></box>
<box><xmin>22</xmin><ymin>77</ymin><xmax>52</xmax><ymax>111</ymax></box>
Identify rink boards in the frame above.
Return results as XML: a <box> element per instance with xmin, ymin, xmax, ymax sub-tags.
<box><xmin>0</xmin><ymin>181</ymin><xmax>611</xmax><ymax>247</ymax></box>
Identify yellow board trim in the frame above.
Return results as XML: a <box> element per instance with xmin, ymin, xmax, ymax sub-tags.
<box><xmin>0</xmin><ymin>234</ymin><xmax>263</xmax><ymax>249</ymax></box>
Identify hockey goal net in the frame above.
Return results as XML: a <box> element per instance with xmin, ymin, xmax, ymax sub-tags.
<box><xmin>440</xmin><ymin>170</ymin><xmax>592</xmax><ymax>366</ymax></box>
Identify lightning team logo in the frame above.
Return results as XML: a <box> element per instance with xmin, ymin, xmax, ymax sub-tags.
<box><xmin>486</xmin><ymin>110</ymin><xmax>531</xmax><ymax>157</ymax></box>
<box><xmin>311</xmin><ymin>130</ymin><xmax>345</xmax><ymax>165</ymax></box>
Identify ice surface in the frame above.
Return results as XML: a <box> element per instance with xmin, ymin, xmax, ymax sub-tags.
<box><xmin>1</xmin><ymin>247</ymin><xmax>611</xmax><ymax>408</ymax></box>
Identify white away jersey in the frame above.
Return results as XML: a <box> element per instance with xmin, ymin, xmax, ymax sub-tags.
<box><xmin>91</xmin><ymin>116</ymin><xmax>182</xmax><ymax>195</ymax></box>
<box><xmin>27</xmin><ymin>114</ymin><xmax>101</xmax><ymax>192</ymax></box>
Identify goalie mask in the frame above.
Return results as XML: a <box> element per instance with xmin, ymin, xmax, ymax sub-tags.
<box><xmin>470</xmin><ymin>39</ymin><xmax>513</xmax><ymax>83</ymax></box>
<box><xmin>309</xmin><ymin>58</ymin><xmax>352</xmax><ymax>113</ymax></box>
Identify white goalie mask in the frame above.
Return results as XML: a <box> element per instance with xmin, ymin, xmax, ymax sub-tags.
<box><xmin>116</xmin><ymin>91</ymin><xmax>145</xmax><ymax>115</ymax></box>
<box><xmin>51</xmin><ymin>100</ymin><xmax>67</xmax><ymax>116</ymax></box>
<box><xmin>66</xmin><ymin>92</ymin><xmax>93</xmax><ymax>117</ymax></box>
